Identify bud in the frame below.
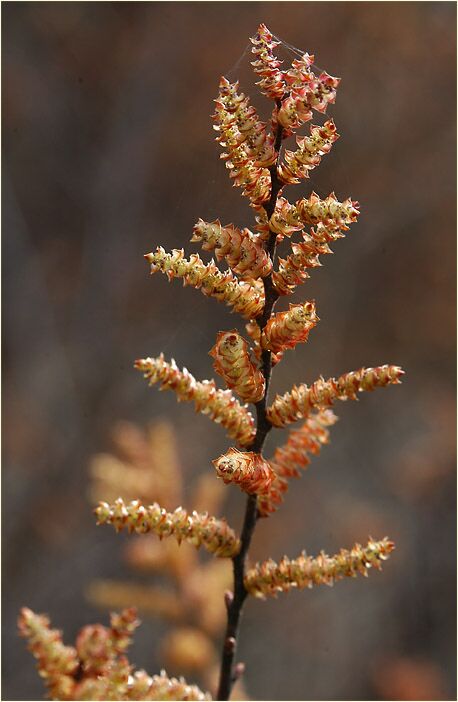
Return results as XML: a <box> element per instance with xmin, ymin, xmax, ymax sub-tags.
<box><xmin>213</xmin><ymin>448</ymin><xmax>275</xmax><ymax>496</ymax></box>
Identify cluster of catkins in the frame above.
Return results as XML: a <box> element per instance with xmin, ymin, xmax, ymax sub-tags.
<box><xmin>87</xmin><ymin>421</ymin><xmax>247</xmax><ymax>698</ymax></box>
<box><xmin>18</xmin><ymin>607</ymin><xmax>210</xmax><ymax>701</ymax></box>
<box><xmin>137</xmin><ymin>23</ymin><xmax>403</xmax><ymax>519</ymax></box>
<box><xmin>20</xmin><ymin>24</ymin><xmax>403</xmax><ymax>701</ymax></box>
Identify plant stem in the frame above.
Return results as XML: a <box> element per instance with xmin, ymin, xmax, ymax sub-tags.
<box><xmin>217</xmin><ymin>111</ymin><xmax>284</xmax><ymax>701</ymax></box>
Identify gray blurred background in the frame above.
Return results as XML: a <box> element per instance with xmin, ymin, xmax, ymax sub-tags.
<box><xmin>3</xmin><ymin>2</ymin><xmax>456</xmax><ymax>700</ymax></box>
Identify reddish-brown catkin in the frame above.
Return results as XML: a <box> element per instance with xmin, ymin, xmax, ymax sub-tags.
<box><xmin>244</xmin><ymin>537</ymin><xmax>395</xmax><ymax>598</ymax></box>
<box><xmin>261</xmin><ymin>302</ymin><xmax>318</xmax><ymax>355</ymax></box>
<box><xmin>145</xmin><ymin>248</ymin><xmax>264</xmax><ymax>319</ymax></box>
<box><xmin>258</xmin><ymin>409</ymin><xmax>337</xmax><ymax>516</ymax></box>
<box><xmin>267</xmin><ymin>365</ymin><xmax>405</xmax><ymax>427</ymax></box>
<box><xmin>191</xmin><ymin>219</ymin><xmax>272</xmax><ymax>279</ymax></box>
<box><xmin>212</xmin><ymin>448</ymin><xmax>275</xmax><ymax>496</ymax></box>
<box><xmin>278</xmin><ymin>120</ymin><xmax>339</xmax><ymax>185</ymax></box>
<box><xmin>210</xmin><ymin>330</ymin><xmax>265</xmax><ymax>403</ymax></box>
<box><xmin>18</xmin><ymin>608</ymin><xmax>79</xmax><ymax>700</ymax></box>
<box><xmin>250</xmin><ymin>24</ymin><xmax>287</xmax><ymax>100</ymax></box>
<box><xmin>134</xmin><ymin>355</ymin><xmax>256</xmax><ymax>446</ymax></box>
<box><xmin>277</xmin><ymin>54</ymin><xmax>340</xmax><ymax>130</ymax></box>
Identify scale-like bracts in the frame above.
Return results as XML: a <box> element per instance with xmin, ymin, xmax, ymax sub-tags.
<box><xmin>277</xmin><ymin>54</ymin><xmax>340</xmax><ymax>130</ymax></box>
<box><xmin>261</xmin><ymin>302</ymin><xmax>318</xmax><ymax>355</ymax></box>
<box><xmin>95</xmin><ymin>499</ymin><xmax>241</xmax><ymax>558</ymax></box>
<box><xmin>244</xmin><ymin>537</ymin><xmax>395</xmax><ymax>598</ymax></box>
<box><xmin>134</xmin><ymin>355</ymin><xmax>256</xmax><ymax>446</ymax></box>
<box><xmin>272</xmin><ymin>241</ymin><xmax>324</xmax><ymax>295</ymax></box>
<box><xmin>213</xmin><ymin>448</ymin><xmax>275</xmax><ymax>496</ymax></box>
<box><xmin>214</xmin><ymin>78</ymin><xmax>276</xmax><ymax>168</ymax></box>
<box><xmin>213</xmin><ymin>77</ymin><xmax>275</xmax><ymax>207</ymax></box>
<box><xmin>268</xmin><ymin>196</ymin><xmax>304</xmax><ymax>238</ymax></box>
<box><xmin>295</xmin><ymin>192</ymin><xmax>360</xmax><ymax>230</ymax></box>
<box><xmin>278</xmin><ymin>120</ymin><xmax>339</xmax><ymax>185</ymax></box>
<box><xmin>128</xmin><ymin>670</ymin><xmax>211</xmax><ymax>701</ymax></box>
<box><xmin>18</xmin><ymin>608</ymin><xmax>78</xmax><ymax>700</ymax></box>
<box><xmin>210</xmin><ymin>330</ymin><xmax>265</xmax><ymax>404</ymax></box>
<box><xmin>258</xmin><ymin>193</ymin><xmax>359</xmax><ymax>243</ymax></box>
<box><xmin>250</xmin><ymin>23</ymin><xmax>287</xmax><ymax>100</ymax></box>
<box><xmin>258</xmin><ymin>410</ymin><xmax>337</xmax><ymax>516</ymax></box>
<box><xmin>191</xmin><ymin>219</ymin><xmax>272</xmax><ymax>279</ymax></box>
<box><xmin>267</xmin><ymin>365</ymin><xmax>405</xmax><ymax>428</ymax></box>
<box><xmin>145</xmin><ymin>247</ymin><xmax>264</xmax><ymax>319</ymax></box>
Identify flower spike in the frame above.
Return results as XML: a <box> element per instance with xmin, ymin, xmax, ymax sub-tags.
<box><xmin>213</xmin><ymin>448</ymin><xmax>275</xmax><ymax>496</ymax></box>
<box><xmin>244</xmin><ymin>537</ymin><xmax>395</xmax><ymax>598</ymax></box>
<box><xmin>128</xmin><ymin>669</ymin><xmax>211</xmax><ymax>701</ymax></box>
<box><xmin>145</xmin><ymin>247</ymin><xmax>264</xmax><ymax>318</ymax></box>
<box><xmin>18</xmin><ymin>608</ymin><xmax>79</xmax><ymax>700</ymax></box>
<box><xmin>272</xmin><ymin>241</ymin><xmax>322</xmax><ymax>295</ymax></box>
<box><xmin>191</xmin><ymin>219</ymin><xmax>272</xmax><ymax>279</ymax></box>
<box><xmin>135</xmin><ymin>355</ymin><xmax>255</xmax><ymax>446</ymax></box>
<box><xmin>295</xmin><ymin>192</ymin><xmax>360</xmax><ymax>230</ymax></box>
<box><xmin>210</xmin><ymin>330</ymin><xmax>265</xmax><ymax>403</ymax></box>
<box><xmin>277</xmin><ymin>54</ymin><xmax>340</xmax><ymax>130</ymax></box>
<box><xmin>258</xmin><ymin>409</ymin><xmax>337</xmax><ymax>516</ymax></box>
<box><xmin>250</xmin><ymin>24</ymin><xmax>287</xmax><ymax>100</ymax></box>
<box><xmin>95</xmin><ymin>498</ymin><xmax>241</xmax><ymax>558</ymax></box>
<box><xmin>213</xmin><ymin>77</ymin><xmax>275</xmax><ymax>207</ymax></box>
<box><xmin>19</xmin><ymin>607</ymin><xmax>211</xmax><ymax>701</ymax></box>
<box><xmin>278</xmin><ymin>120</ymin><xmax>340</xmax><ymax>185</ymax></box>
<box><xmin>261</xmin><ymin>301</ymin><xmax>318</xmax><ymax>355</ymax></box>
<box><xmin>267</xmin><ymin>365</ymin><xmax>405</xmax><ymax>427</ymax></box>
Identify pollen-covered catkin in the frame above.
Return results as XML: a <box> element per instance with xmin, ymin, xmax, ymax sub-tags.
<box><xmin>272</xmin><ymin>242</ymin><xmax>322</xmax><ymax>295</ymax></box>
<box><xmin>267</xmin><ymin>365</ymin><xmax>405</xmax><ymax>427</ymax></box>
<box><xmin>95</xmin><ymin>499</ymin><xmax>241</xmax><ymax>558</ymax></box>
<box><xmin>261</xmin><ymin>302</ymin><xmax>318</xmax><ymax>355</ymax></box>
<box><xmin>210</xmin><ymin>330</ymin><xmax>265</xmax><ymax>403</ymax></box>
<box><xmin>191</xmin><ymin>219</ymin><xmax>272</xmax><ymax>279</ymax></box>
<box><xmin>145</xmin><ymin>248</ymin><xmax>264</xmax><ymax>318</ymax></box>
<box><xmin>250</xmin><ymin>23</ymin><xmax>287</xmax><ymax>100</ymax></box>
<box><xmin>244</xmin><ymin>537</ymin><xmax>395</xmax><ymax>598</ymax></box>
<box><xmin>212</xmin><ymin>448</ymin><xmax>275</xmax><ymax>495</ymax></box>
<box><xmin>213</xmin><ymin>77</ymin><xmax>274</xmax><ymax>207</ymax></box>
<box><xmin>278</xmin><ymin>120</ymin><xmax>339</xmax><ymax>185</ymax></box>
<box><xmin>18</xmin><ymin>608</ymin><xmax>79</xmax><ymax>700</ymax></box>
<box><xmin>128</xmin><ymin>669</ymin><xmax>211</xmax><ymax>701</ymax></box>
<box><xmin>295</xmin><ymin>192</ymin><xmax>359</xmax><ymax>230</ymax></box>
<box><xmin>134</xmin><ymin>355</ymin><xmax>255</xmax><ymax>446</ymax></box>
<box><xmin>277</xmin><ymin>53</ymin><xmax>340</xmax><ymax>130</ymax></box>
<box><xmin>258</xmin><ymin>410</ymin><xmax>337</xmax><ymax>516</ymax></box>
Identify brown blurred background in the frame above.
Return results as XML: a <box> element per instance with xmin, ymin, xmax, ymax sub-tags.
<box><xmin>3</xmin><ymin>2</ymin><xmax>456</xmax><ymax>700</ymax></box>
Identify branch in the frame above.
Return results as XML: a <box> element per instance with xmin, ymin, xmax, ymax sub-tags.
<box><xmin>216</xmin><ymin>102</ymin><xmax>284</xmax><ymax>702</ymax></box>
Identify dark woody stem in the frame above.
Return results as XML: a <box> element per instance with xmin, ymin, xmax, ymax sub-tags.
<box><xmin>217</xmin><ymin>107</ymin><xmax>284</xmax><ymax>701</ymax></box>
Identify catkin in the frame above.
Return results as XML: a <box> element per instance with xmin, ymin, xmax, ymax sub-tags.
<box><xmin>244</xmin><ymin>537</ymin><xmax>395</xmax><ymax>598</ymax></box>
<box><xmin>95</xmin><ymin>499</ymin><xmax>240</xmax><ymax>558</ymax></box>
<box><xmin>267</xmin><ymin>365</ymin><xmax>405</xmax><ymax>427</ymax></box>
<box><xmin>135</xmin><ymin>355</ymin><xmax>256</xmax><ymax>446</ymax></box>
<box><xmin>145</xmin><ymin>247</ymin><xmax>264</xmax><ymax>318</ymax></box>
<box><xmin>212</xmin><ymin>448</ymin><xmax>275</xmax><ymax>496</ymax></box>
<box><xmin>210</xmin><ymin>330</ymin><xmax>265</xmax><ymax>403</ymax></box>
<box><xmin>191</xmin><ymin>219</ymin><xmax>272</xmax><ymax>279</ymax></box>
<box><xmin>261</xmin><ymin>302</ymin><xmax>318</xmax><ymax>354</ymax></box>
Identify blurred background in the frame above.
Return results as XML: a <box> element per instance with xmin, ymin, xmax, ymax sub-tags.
<box><xmin>3</xmin><ymin>2</ymin><xmax>456</xmax><ymax>700</ymax></box>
